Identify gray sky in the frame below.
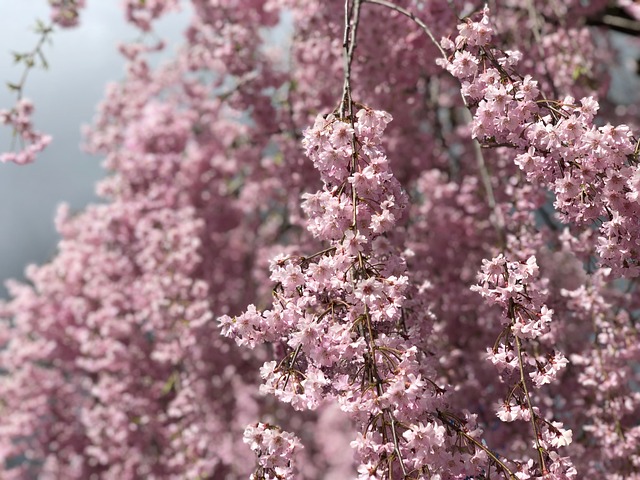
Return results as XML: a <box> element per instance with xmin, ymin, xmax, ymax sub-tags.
<box><xmin>0</xmin><ymin>1</ymin><xmax>190</xmax><ymax>297</ymax></box>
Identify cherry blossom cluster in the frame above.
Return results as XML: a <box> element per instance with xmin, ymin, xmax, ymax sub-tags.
<box><xmin>48</xmin><ymin>0</ymin><xmax>86</xmax><ymax>28</ymax></box>
<box><xmin>0</xmin><ymin>98</ymin><xmax>52</xmax><ymax>164</ymax></box>
<box><xmin>243</xmin><ymin>423</ymin><xmax>304</xmax><ymax>480</ymax></box>
<box><xmin>562</xmin><ymin>268</ymin><xmax>640</xmax><ymax>475</ymax></box>
<box><xmin>300</xmin><ymin>109</ymin><xmax>408</xmax><ymax>240</ymax></box>
<box><xmin>439</xmin><ymin>10</ymin><xmax>640</xmax><ymax>277</ymax></box>
<box><xmin>0</xmin><ymin>1</ymin><xmax>286</xmax><ymax>477</ymax></box>
<box><xmin>473</xmin><ymin>255</ymin><xmax>552</xmax><ymax>340</ymax></box>
<box><xmin>221</xmin><ymin>108</ymin><xmax>490</xmax><ymax>478</ymax></box>
<box><xmin>473</xmin><ymin>254</ymin><xmax>575</xmax><ymax>478</ymax></box>
<box><xmin>123</xmin><ymin>0</ymin><xmax>180</xmax><ymax>32</ymax></box>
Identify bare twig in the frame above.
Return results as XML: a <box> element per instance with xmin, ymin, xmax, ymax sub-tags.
<box><xmin>340</xmin><ymin>0</ymin><xmax>363</xmax><ymax>120</ymax></box>
<box><xmin>388</xmin><ymin>412</ymin><xmax>408</xmax><ymax>477</ymax></box>
<box><xmin>512</xmin><ymin>320</ymin><xmax>547</xmax><ymax>473</ymax></box>
<box><xmin>8</xmin><ymin>21</ymin><xmax>54</xmax><ymax>101</ymax></box>
<box><xmin>364</xmin><ymin>0</ymin><xmax>507</xmax><ymax>245</ymax></box>
<box><xmin>363</xmin><ymin>0</ymin><xmax>447</xmax><ymax>59</ymax></box>
<box><xmin>437</xmin><ymin>410</ymin><xmax>518</xmax><ymax>479</ymax></box>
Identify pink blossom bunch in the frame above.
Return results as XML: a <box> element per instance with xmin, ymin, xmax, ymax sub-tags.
<box><xmin>123</xmin><ymin>0</ymin><xmax>180</xmax><ymax>32</ymax></box>
<box><xmin>560</xmin><ymin>267</ymin><xmax>640</xmax><ymax>475</ymax></box>
<box><xmin>439</xmin><ymin>11</ymin><xmax>640</xmax><ymax>277</ymax></box>
<box><xmin>473</xmin><ymin>254</ymin><xmax>575</xmax><ymax>477</ymax></box>
<box><xmin>222</xmin><ymin>108</ymin><xmax>489</xmax><ymax>478</ymax></box>
<box><xmin>48</xmin><ymin>0</ymin><xmax>86</xmax><ymax>28</ymax></box>
<box><xmin>243</xmin><ymin>423</ymin><xmax>304</xmax><ymax>479</ymax></box>
<box><xmin>0</xmin><ymin>98</ymin><xmax>52</xmax><ymax>164</ymax></box>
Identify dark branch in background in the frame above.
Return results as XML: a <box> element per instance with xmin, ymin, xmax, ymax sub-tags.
<box><xmin>587</xmin><ymin>6</ymin><xmax>640</xmax><ymax>36</ymax></box>
<box><xmin>588</xmin><ymin>5</ymin><xmax>640</xmax><ymax>75</ymax></box>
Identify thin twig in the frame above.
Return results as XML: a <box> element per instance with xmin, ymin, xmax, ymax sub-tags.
<box><xmin>436</xmin><ymin>410</ymin><xmax>517</xmax><ymax>479</ymax></box>
<box><xmin>462</xmin><ymin>108</ymin><xmax>507</xmax><ymax>247</ymax></box>
<box><xmin>340</xmin><ymin>0</ymin><xmax>363</xmax><ymax>230</ymax></box>
<box><xmin>389</xmin><ymin>412</ymin><xmax>408</xmax><ymax>477</ymax></box>
<box><xmin>526</xmin><ymin>0</ymin><xmax>560</xmax><ymax>105</ymax></box>
<box><xmin>513</xmin><ymin>329</ymin><xmax>547</xmax><ymax>473</ymax></box>
<box><xmin>363</xmin><ymin>0</ymin><xmax>447</xmax><ymax>59</ymax></box>
<box><xmin>364</xmin><ymin>0</ymin><xmax>507</xmax><ymax>245</ymax></box>
<box><xmin>340</xmin><ymin>0</ymin><xmax>362</xmax><ymax>120</ymax></box>
<box><xmin>10</xmin><ymin>22</ymin><xmax>54</xmax><ymax>101</ymax></box>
